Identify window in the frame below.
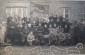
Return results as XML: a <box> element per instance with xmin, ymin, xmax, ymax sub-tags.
<box><xmin>80</xmin><ymin>8</ymin><xmax>85</xmax><ymax>19</ymax></box>
<box><xmin>59</xmin><ymin>7</ymin><xmax>70</xmax><ymax>19</ymax></box>
<box><xmin>63</xmin><ymin>8</ymin><xmax>70</xmax><ymax>19</ymax></box>
<box><xmin>6</xmin><ymin>7</ymin><xmax>29</xmax><ymax>18</ymax></box>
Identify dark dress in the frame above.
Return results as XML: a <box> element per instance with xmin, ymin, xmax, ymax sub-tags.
<box><xmin>36</xmin><ymin>26</ymin><xmax>44</xmax><ymax>44</ymax></box>
<box><xmin>43</xmin><ymin>27</ymin><xmax>50</xmax><ymax>45</ymax></box>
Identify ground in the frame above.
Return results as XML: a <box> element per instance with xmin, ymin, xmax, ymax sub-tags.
<box><xmin>0</xmin><ymin>45</ymin><xmax>85</xmax><ymax>55</ymax></box>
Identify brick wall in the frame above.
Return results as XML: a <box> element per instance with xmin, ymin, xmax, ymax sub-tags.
<box><xmin>0</xmin><ymin>0</ymin><xmax>84</xmax><ymax>23</ymax></box>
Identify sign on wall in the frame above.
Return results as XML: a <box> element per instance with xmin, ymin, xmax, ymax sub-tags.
<box><xmin>31</xmin><ymin>2</ymin><xmax>49</xmax><ymax>19</ymax></box>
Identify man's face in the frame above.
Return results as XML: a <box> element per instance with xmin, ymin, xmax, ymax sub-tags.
<box><xmin>44</xmin><ymin>25</ymin><xmax>47</xmax><ymax>28</ymax></box>
<box><xmin>57</xmin><ymin>19</ymin><xmax>59</xmax><ymax>22</ymax></box>
<box><xmin>25</xmin><ymin>26</ymin><xmax>27</xmax><ymax>29</ymax></box>
<box><xmin>39</xmin><ymin>23</ymin><xmax>41</xmax><ymax>26</ymax></box>
<box><xmin>54</xmin><ymin>24</ymin><xmax>56</xmax><ymax>27</ymax></box>
<box><xmin>63</xmin><ymin>19</ymin><xmax>65</xmax><ymax>22</ymax></box>
<box><xmin>50</xmin><ymin>19</ymin><xmax>53</xmax><ymax>22</ymax></box>
<box><xmin>28</xmin><ymin>24</ymin><xmax>31</xmax><ymax>28</ymax></box>
<box><xmin>30</xmin><ymin>32</ymin><xmax>33</xmax><ymax>34</ymax></box>
<box><xmin>49</xmin><ymin>25</ymin><xmax>52</xmax><ymax>28</ymax></box>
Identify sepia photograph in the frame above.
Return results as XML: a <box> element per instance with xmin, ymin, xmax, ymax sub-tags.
<box><xmin>0</xmin><ymin>0</ymin><xmax>85</xmax><ymax>55</ymax></box>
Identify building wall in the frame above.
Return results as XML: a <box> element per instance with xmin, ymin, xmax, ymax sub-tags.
<box><xmin>0</xmin><ymin>0</ymin><xmax>84</xmax><ymax>23</ymax></box>
<box><xmin>29</xmin><ymin>1</ymin><xmax>84</xmax><ymax>22</ymax></box>
<box><xmin>0</xmin><ymin>0</ymin><xmax>30</xmax><ymax>23</ymax></box>
<box><xmin>49</xmin><ymin>1</ymin><xmax>83</xmax><ymax>22</ymax></box>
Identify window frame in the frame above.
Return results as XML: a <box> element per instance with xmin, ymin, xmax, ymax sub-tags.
<box><xmin>59</xmin><ymin>7</ymin><xmax>70</xmax><ymax>19</ymax></box>
<box><xmin>80</xmin><ymin>8</ymin><xmax>85</xmax><ymax>19</ymax></box>
<box><xmin>6</xmin><ymin>7</ymin><xmax>28</xmax><ymax>18</ymax></box>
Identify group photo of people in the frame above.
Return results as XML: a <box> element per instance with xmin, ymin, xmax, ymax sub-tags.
<box><xmin>1</xmin><ymin>12</ymin><xmax>84</xmax><ymax>46</ymax></box>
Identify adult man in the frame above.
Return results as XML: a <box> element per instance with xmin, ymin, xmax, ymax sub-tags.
<box><xmin>49</xmin><ymin>15</ymin><xmax>54</xmax><ymax>23</ymax></box>
<box><xmin>21</xmin><ymin>25</ymin><xmax>30</xmax><ymax>45</ymax></box>
<box><xmin>53</xmin><ymin>15</ymin><xmax>57</xmax><ymax>23</ymax></box>
<box><xmin>43</xmin><ymin>24</ymin><xmax>50</xmax><ymax>45</ymax></box>
<box><xmin>36</xmin><ymin>23</ymin><xmax>44</xmax><ymax>45</ymax></box>
<box><xmin>5</xmin><ymin>16</ymin><xmax>16</xmax><ymax>44</ymax></box>
<box><xmin>74</xmin><ymin>19</ymin><xmax>85</xmax><ymax>44</ymax></box>
<box><xmin>58</xmin><ymin>16</ymin><xmax>64</xmax><ymax>28</ymax></box>
<box><xmin>22</xmin><ymin>17</ymin><xmax>28</xmax><ymax>28</ymax></box>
